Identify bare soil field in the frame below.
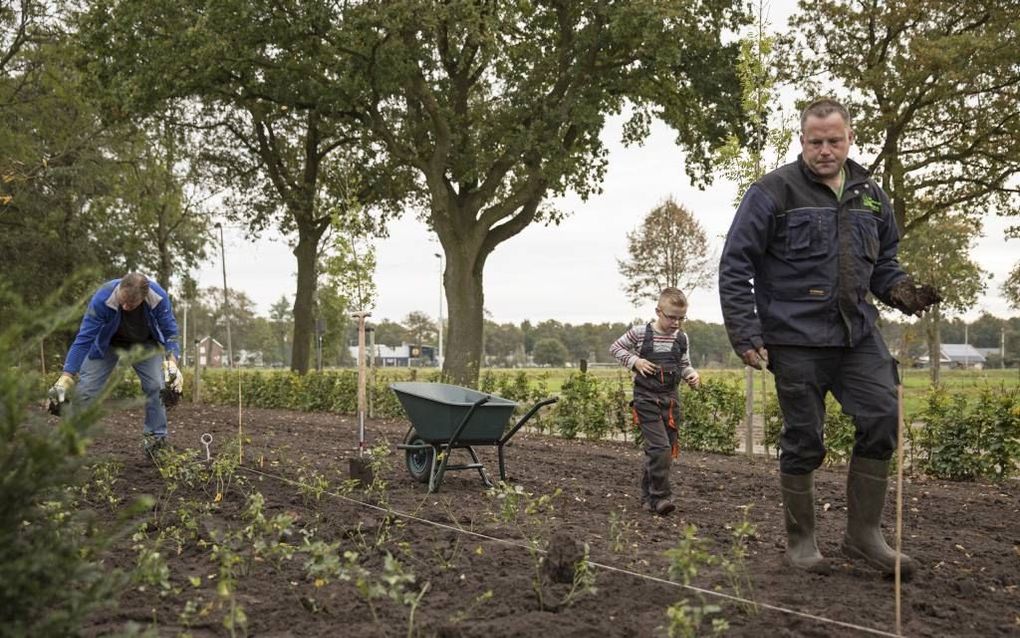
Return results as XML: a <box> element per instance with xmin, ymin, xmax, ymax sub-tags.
<box><xmin>82</xmin><ymin>404</ymin><xmax>1019</xmax><ymax>637</ymax></box>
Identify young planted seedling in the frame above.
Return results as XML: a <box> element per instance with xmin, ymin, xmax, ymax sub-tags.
<box><xmin>662</xmin><ymin>524</ymin><xmax>728</xmax><ymax>638</ymax></box>
<box><xmin>720</xmin><ymin>506</ymin><xmax>758</xmax><ymax>615</ymax></box>
<box><xmin>608</xmin><ymin>507</ymin><xmax>637</xmax><ymax>554</ymax></box>
<box><xmin>78</xmin><ymin>459</ymin><xmax>124</xmax><ymax>511</ymax></box>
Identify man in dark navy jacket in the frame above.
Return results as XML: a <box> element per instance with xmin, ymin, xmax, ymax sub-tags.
<box><xmin>719</xmin><ymin>98</ymin><xmax>939</xmax><ymax>578</ymax></box>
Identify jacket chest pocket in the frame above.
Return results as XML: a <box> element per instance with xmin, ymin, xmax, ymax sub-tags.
<box><xmin>850</xmin><ymin>211</ymin><xmax>880</xmax><ymax>264</ymax></box>
<box><xmin>784</xmin><ymin>212</ymin><xmax>829</xmax><ymax>260</ymax></box>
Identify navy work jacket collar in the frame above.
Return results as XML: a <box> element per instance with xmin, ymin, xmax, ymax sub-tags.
<box><xmin>796</xmin><ymin>155</ymin><xmax>872</xmax><ymax>195</ymax></box>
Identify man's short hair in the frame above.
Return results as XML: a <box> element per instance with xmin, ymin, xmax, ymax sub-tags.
<box><xmin>658</xmin><ymin>287</ymin><xmax>688</xmax><ymax>308</ymax></box>
<box><xmin>120</xmin><ymin>272</ymin><xmax>150</xmax><ymax>303</ymax></box>
<box><xmin>800</xmin><ymin>97</ymin><xmax>851</xmax><ymax>131</ymax></box>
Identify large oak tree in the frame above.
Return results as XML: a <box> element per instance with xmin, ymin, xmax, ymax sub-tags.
<box><xmin>339</xmin><ymin>0</ymin><xmax>747</xmax><ymax>385</ymax></box>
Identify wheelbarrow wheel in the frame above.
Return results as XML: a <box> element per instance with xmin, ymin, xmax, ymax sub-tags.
<box><xmin>404</xmin><ymin>431</ymin><xmax>433</xmax><ymax>483</ymax></box>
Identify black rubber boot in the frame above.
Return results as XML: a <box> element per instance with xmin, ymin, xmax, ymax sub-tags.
<box><xmin>842</xmin><ymin>456</ymin><xmax>917</xmax><ymax>580</ymax></box>
<box><xmin>780</xmin><ymin>472</ymin><xmax>829</xmax><ymax>573</ymax></box>
<box><xmin>647</xmin><ymin>450</ymin><xmax>674</xmax><ymax>515</ymax></box>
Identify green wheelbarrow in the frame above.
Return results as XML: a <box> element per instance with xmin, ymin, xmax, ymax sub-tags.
<box><xmin>390</xmin><ymin>382</ymin><xmax>558</xmax><ymax>493</ymax></box>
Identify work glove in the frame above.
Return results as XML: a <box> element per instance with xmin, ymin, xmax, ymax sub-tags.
<box><xmin>48</xmin><ymin>374</ymin><xmax>75</xmax><ymax>416</ymax></box>
<box><xmin>887</xmin><ymin>278</ymin><xmax>942</xmax><ymax>317</ymax></box>
<box><xmin>161</xmin><ymin>359</ymin><xmax>183</xmax><ymax>408</ymax></box>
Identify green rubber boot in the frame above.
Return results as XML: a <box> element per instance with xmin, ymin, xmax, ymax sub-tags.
<box><xmin>842</xmin><ymin>456</ymin><xmax>917</xmax><ymax>580</ymax></box>
<box><xmin>780</xmin><ymin>472</ymin><xmax>829</xmax><ymax>573</ymax></box>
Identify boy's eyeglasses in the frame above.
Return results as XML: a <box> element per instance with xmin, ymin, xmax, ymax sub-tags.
<box><xmin>656</xmin><ymin>307</ymin><xmax>686</xmax><ymax>322</ymax></box>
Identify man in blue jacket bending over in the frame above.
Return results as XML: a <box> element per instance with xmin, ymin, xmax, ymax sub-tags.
<box><xmin>50</xmin><ymin>273</ymin><xmax>182</xmax><ymax>456</ymax></box>
<box><xmin>719</xmin><ymin>98</ymin><xmax>940</xmax><ymax>579</ymax></box>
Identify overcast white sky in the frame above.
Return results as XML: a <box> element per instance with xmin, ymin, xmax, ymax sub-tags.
<box><xmin>195</xmin><ymin>1</ymin><xmax>1019</xmax><ymax>327</ymax></box>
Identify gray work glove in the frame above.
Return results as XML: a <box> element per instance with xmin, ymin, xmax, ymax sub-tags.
<box><xmin>161</xmin><ymin>359</ymin><xmax>183</xmax><ymax>408</ymax></box>
<box><xmin>887</xmin><ymin>278</ymin><xmax>942</xmax><ymax>317</ymax></box>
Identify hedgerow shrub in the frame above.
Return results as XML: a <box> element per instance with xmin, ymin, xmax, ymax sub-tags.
<box><xmin>761</xmin><ymin>396</ymin><xmax>857</xmax><ymax>466</ymax></box>
<box><xmin>914</xmin><ymin>385</ymin><xmax>1020</xmax><ymax>481</ymax></box>
<box><xmin>552</xmin><ymin>371</ymin><xmax>612</xmax><ymax>440</ymax></box>
<box><xmin>679</xmin><ymin>379</ymin><xmax>744</xmax><ymax>455</ymax></box>
<box><xmin>479</xmin><ymin>370</ymin><xmax>554</xmax><ymax>431</ymax></box>
<box><xmin>191</xmin><ymin>369</ymin><xmax>749</xmax><ymax>451</ymax></box>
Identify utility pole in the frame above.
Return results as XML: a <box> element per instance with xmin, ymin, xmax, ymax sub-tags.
<box><xmin>214</xmin><ymin>222</ymin><xmax>234</xmax><ymax>369</ymax></box>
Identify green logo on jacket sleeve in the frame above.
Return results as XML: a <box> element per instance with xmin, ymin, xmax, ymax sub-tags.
<box><xmin>862</xmin><ymin>194</ymin><xmax>882</xmax><ymax>213</ymax></box>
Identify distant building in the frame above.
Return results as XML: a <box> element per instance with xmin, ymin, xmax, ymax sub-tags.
<box><xmin>236</xmin><ymin>349</ymin><xmax>264</xmax><ymax>367</ymax></box>
<box><xmin>918</xmin><ymin>343</ymin><xmax>987</xmax><ymax>369</ymax></box>
<box><xmin>347</xmin><ymin>343</ymin><xmax>436</xmax><ymax>367</ymax></box>
<box><xmin>197</xmin><ymin>337</ymin><xmax>226</xmax><ymax>368</ymax></box>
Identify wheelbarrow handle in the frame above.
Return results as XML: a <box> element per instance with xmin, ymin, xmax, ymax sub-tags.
<box><xmin>447</xmin><ymin>395</ymin><xmax>491</xmax><ymax>449</ymax></box>
<box><xmin>501</xmin><ymin>396</ymin><xmax>559</xmax><ymax>444</ymax></box>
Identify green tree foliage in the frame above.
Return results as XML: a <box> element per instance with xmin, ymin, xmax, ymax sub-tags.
<box><xmin>898</xmin><ymin>213</ymin><xmax>987</xmax><ymax>383</ymax></box>
<box><xmin>714</xmin><ymin>0</ymin><xmax>793</xmax><ymax>203</ymax></box>
<box><xmin>786</xmin><ymin>1</ymin><xmax>1020</xmax><ymax>244</ymax></box>
<box><xmin>484</xmin><ymin>320</ymin><xmax>525</xmax><ymax>366</ymax></box>
<box><xmin>532</xmin><ymin>338</ymin><xmax>569</xmax><ymax>367</ymax></box>
<box><xmin>268</xmin><ymin>296</ymin><xmax>293</xmax><ymax>367</ymax></box>
<box><xmin>1004</xmin><ymin>255</ymin><xmax>1020</xmax><ymax>310</ymax></box>
<box><xmin>1</xmin><ymin>7</ymin><xmax>205</xmax><ymax>369</ymax></box>
<box><xmin>184</xmin><ymin>287</ymin><xmax>258</xmax><ymax>365</ymax></box>
<box><xmin>337</xmin><ymin>0</ymin><xmax>747</xmax><ymax>386</ymax></box>
<box><xmin>371</xmin><ymin>320</ymin><xmax>410</xmax><ymax>349</ymax></box>
<box><xmin>403</xmin><ymin>311</ymin><xmax>436</xmax><ymax>347</ymax></box>
<box><xmin>617</xmin><ymin>197</ymin><xmax>714</xmax><ymax>307</ymax></box>
<box><xmin>95</xmin><ymin>121</ymin><xmax>212</xmax><ymax>289</ymax></box>
<box><xmin>78</xmin><ymin>0</ymin><xmax>412</xmax><ymax>374</ymax></box>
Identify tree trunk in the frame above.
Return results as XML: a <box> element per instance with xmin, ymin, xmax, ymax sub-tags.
<box><xmin>926</xmin><ymin>305</ymin><xmax>942</xmax><ymax>386</ymax></box>
<box><xmin>157</xmin><ymin>216</ymin><xmax>172</xmax><ymax>292</ymax></box>
<box><xmin>291</xmin><ymin>227</ymin><xmax>320</xmax><ymax>374</ymax></box>
<box><xmin>443</xmin><ymin>248</ymin><xmax>485</xmax><ymax>387</ymax></box>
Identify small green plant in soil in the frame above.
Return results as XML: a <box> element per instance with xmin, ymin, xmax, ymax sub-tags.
<box><xmin>296</xmin><ymin>466</ymin><xmax>331</xmax><ymax>505</ymax></box>
<box><xmin>77</xmin><ymin>459</ymin><xmax>124</xmax><ymax>510</ymax></box>
<box><xmin>353</xmin><ymin>552</ymin><xmax>430</xmax><ymax>638</ymax></box>
<box><xmin>663</xmin><ymin>524</ymin><xmax>728</xmax><ymax>637</ymax></box>
<box><xmin>720</xmin><ymin>507</ymin><xmax>758</xmax><ymax>616</ymax></box>
<box><xmin>608</xmin><ymin>507</ymin><xmax>637</xmax><ymax>554</ymax></box>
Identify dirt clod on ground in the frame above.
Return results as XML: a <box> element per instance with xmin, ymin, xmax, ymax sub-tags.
<box><xmin>543</xmin><ymin>530</ymin><xmax>585</xmax><ymax>584</ymax></box>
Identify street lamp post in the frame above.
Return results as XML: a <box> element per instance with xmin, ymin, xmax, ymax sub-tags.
<box><xmin>434</xmin><ymin>253</ymin><xmax>444</xmax><ymax>370</ymax></box>
<box><xmin>214</xmin><ymin>222</ymin><xmax>234</xmax><ymax>369</ymax></box>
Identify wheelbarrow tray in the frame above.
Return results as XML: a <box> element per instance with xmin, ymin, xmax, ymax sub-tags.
<box><xmin>390</xmin><ymin>382</ymin><xmax>517</xmax><ymax>444</ymax></box>
<box><xmin>390</xmin><ymin>382</ymin><xmax>558</xmax><ymax>493</ymax></box>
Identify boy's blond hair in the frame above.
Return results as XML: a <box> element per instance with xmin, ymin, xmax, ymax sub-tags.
<box><xmin>658</xmin><ymin>287</ymin><xmax>688</xmax><ymax>309</ymax></box>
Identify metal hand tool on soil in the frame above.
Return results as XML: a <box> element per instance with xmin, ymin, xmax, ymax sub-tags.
<box><xmin>201</xmin><ymin>433</ymin><xmax>213</xmax><ymax>463</ymax></box>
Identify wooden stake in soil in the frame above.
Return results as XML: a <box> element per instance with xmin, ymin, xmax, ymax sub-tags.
<box><xmin>895</xmin><ymin>382</ymin><xmax>905</xmax><ymax>635</ymax></box>
<box><xmin>238</xmin><ymin>369</ymin><xmax>243</xmax><ymax>465</ymax></box>
<box><xmin>349</xmin><ymin>311</ymin><xmax>373</xmax><ymax>485</ymax></box>
<box><xmin>744</xmin><ymin>366</ymin><xmax>754</xmax><ymax>457</ymax></box>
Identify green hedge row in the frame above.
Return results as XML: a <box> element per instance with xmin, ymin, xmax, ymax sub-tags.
<box><xmin>762</xmin><ymin>384</ymin><xmax>1020</xmax><ymax>481</ymax></box>
<box><xmin>96</xmin><ymin>367</ymin><xmax>1020</xmax><ymax>480</ymax></box>
<box><xmin>182</xmin><ymin>368</ymin><xmax>745</xmax><ymax>455</ymax></box>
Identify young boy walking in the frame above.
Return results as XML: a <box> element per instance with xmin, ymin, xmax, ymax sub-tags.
<box><xmin>610</xmin><ymin>287</ymin><xmax>700</xmax><ymax>515</ymax></box>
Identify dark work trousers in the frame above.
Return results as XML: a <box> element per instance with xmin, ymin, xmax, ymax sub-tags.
<box><xmin>769</xmin><ymin>330</ymin><xmax>899</xmax><ymax>475</ymax></box>
<box><xmin>633</xmin><ymin>393</ymin><xmax>679</xmax><ymax>504</ymax></box>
